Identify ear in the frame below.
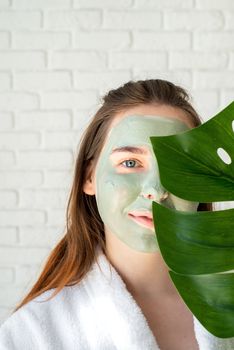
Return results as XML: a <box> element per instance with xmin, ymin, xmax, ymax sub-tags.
<box><xmin>83</xmin><ymin>162</ymin><xmax>96</xmax><ymax>196</ymax></box>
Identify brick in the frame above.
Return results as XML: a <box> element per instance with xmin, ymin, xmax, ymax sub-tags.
<box><xmin>12</xmin><ymin>0</ymin><xmax>71</xmax><ymax>9</ymax></box>
<box><xmin>75</xmin><ymin>31</ymin><xmax>131</xmax><ymax>50</ymax></box>
<box><xmin>194</xmin><ymin>32</ymin><xmax>234</xmax><ymax>50</ymax></box>
<box><xmin>0</xmin><ymin>308</ymin><xmax>12</xmax><ymax>325</ymax></box>
<box><xmin>230</xmin><ymin>52</ymin><xmax>234</xmax><ymax>69</ymax></box>
<box><xmin>132</xmin><ymin>70</ymin><xmax>192</xmax><ymax>89</ymax></box>
<box><xmin>74</xmin><ymin>71</ymin><xmax>131</xmax><ymax>90</ymax></box>
<box><xmin>109</xmin><ymin>52</ymin><xmax>167</xmax><ymax>70</ymax></box>
<box><xmin>0</xmin><ymin>32</ymin><xmax>9</xmax><ymax>49</ymax></box>
<box><xmin>0</xmin><ymin>132</ymin><xmax>40</xmax><ymax>149</ymax></box>
<box><xmin>0</xmin><ymin>268</ymin><xmax>14</xmax><ymax>283</ymax></box>
<box><xmin>14</xmin><ymin>72</ymin><xmax>71</xmax><ymax>91</ymax></box>
<box><xmin>169</xmin><ymin>52</ymin><xmax>227</xmax><ymax>69</ymax></box>
<box><xmin>0</xmin><ymin>11</ymin><xmax>41</xmax><ymax>29</ymax></box>
<box><xmin>205</xmin><ymin>101</ymin><xmax>230</xmax><ymax>121</ymax></box>
<box><xmin>194</xmin><ymin>72</ymin><xmax>234</xmax><ymax>89</ymax></box>
<box><xmin>20</xmin><ymin>189</ymin><xmax>68</xmax><ymax>209</ymax></box>
<box><xmin>0</xmin><ymin>210</ymin><xmax>45</xmax><ymax>226</ymax></box>
<box><xmin>134</xmin><ymin>0</ymin><xmax>193</xmax><ymax>8</ymax></box>
<box><xmin>16</xmin><ymin>111</ymin><xmax>71</xmax><ymax>130</ymax></box>
<box><xmin>224</xmin><ymin>12</ymin><xmax>234</xmax><ymax>29</ymax></box>
<box><xmin>0</xmin><ymin>93</ymin><xmax>39</xmax><ymax>110</ymax></box>
<box><xmin>191</xmin><ymin>90</ymin><xmax>219</xmax><ymax>109</ymax></box>
<box><xmin>44</xmin><ymin>131</ymin><xmax>80</xmax><ymax>149</ymax></box>
<box><xmin>0</xmin><ymin>191</ymin><xmax>17</xmax><ymax>208</ymax></box>
<box><xmin>0</xmin><ymin>171</ymin><xmax>43</xmax><ymax>188</ymax></box>
<box><xmin>74</xmin><ymin>0</ymin><xmax>132</xmax><ymax>8</ymax></box>
<box><xmin>46</xmin><ymin>209</ymin><xmax>66</xmax><ymax>226</ymax></box>
<box><xmin>0</xmin><ymin>0</ymin><xmax>10</xmax><ymax>7</ymax></box>
<box><xmin>72</xmin><ymin>109</ymin><xmax>92</xmax><ymax>130</ymax></box>
<box><xmin>51</xmin><ymin>51</ymin><xmax>106</xmax><ymax>69</ymax></box>
<box><xmin>133</xmin><ymin>32</ymin><xmax>191</xmax><ymax>50</ymax></box>
<box><xmin>46</xmin><ymin>10</ymin><xmax>101</xmax><ymax>30</ymax></box>
<box><xmin>41</xmin><ymin>91</ymin><xmax>97</xmax><ymax>109</ymax></box>
<box><xmin>43</xmin><ymin>170</ymin><xmax>72</xmax><ymax>189</ymax></box>
<box><xmin>0</xmin><ymin>152</ymin><xmax>15</xmax><ymax>168</ymax></box>
<box><xmin>0</xmin><ymin>286</ymin><xmax>26</xmax><ymax>308</ymax></box>
<box><xmin>103</xmin><ymin>11</ymin><xmax>161</xmax><ymax>30</ymax></box>
<box><xmin>196</xmin><ymin>0</ymin><xmax>234</xmax><ymax>9</ymax></box>
<box><xmin>0</xmin><ymin>72</ymin><xmax>11</xmax><ymax>90</ymax></box>
<box><xmin>190</xmin><ymin>90</ymin><xmax>219</xmax><ymax>122</ymax></box>
<box><xmin>0</xmin><ymin>247</ymin><xmax>49</xmax><ymax>264</ymax></box>
<box><xmin>73</xmin><ymin>122</ymin><xmax>89</xmax><ymax>142</ymax></box>
<box><xmin>220</xmin><ymin>91</ymin><xmax>234</xmax><ymax>108</ymax></box>
<box><xmin>13</xmin><ymin>31</ymin><xmax>70</xmax><ymax>49</ymax></box>
<box><xmin>14</xmin><ymin>265</ymin><xmax>41</xmax><ymax>285</ymax></box>
<box><xmin>0</xmin><ymin>228</ymin><xmax>18</xmax><ymax>244</ymax></box>
<box><xmin>19</xmin><ymin>227</ymin><xmax>63</xmax><ymax>247</ymax></box>
<box><xmin>164</xmin><ymin>11</ymin><xmax>223</xmax><ymax>30</ymax></box>
<box><xmin>0</xmin><ymin>51</ymin><xmax>45</xmax><ymax>69</ymax></box>
<box><xmin>0</xmin><ymin>113</ymin><xmax>13</xmax><ymax>130</ymax></box>
<box><xmin>18</xmin><ymin>151</ymin><xmax>73</xmax><ymax>170</ymax></box>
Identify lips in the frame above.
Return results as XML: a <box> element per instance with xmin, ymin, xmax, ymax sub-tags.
<box><xmin>128</xmin><ymin>210</ymin><xmax>154</xmax><ymax>230</ymax></box>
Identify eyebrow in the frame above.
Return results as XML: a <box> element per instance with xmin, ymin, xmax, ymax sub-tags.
<box><xmin>111</xmin><ymin>146</ymin><xmax>148</xmax><ymax>155</ymax></box>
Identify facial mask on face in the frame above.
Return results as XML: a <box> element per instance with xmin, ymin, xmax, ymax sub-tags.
<box><xmin>94</xmin><ymin>115</ymin><xmax>199</xmax><ymax>253</ymax></box>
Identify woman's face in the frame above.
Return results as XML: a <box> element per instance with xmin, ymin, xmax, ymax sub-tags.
<box><xmin>85</xmin><ymin>104</ymin><xmax>199</xmax><ymax>253</ymax></box>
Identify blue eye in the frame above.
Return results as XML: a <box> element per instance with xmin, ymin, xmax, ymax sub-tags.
<box><xmin>122</xmin><ymin>160</ymin><xmax>137</xmax><ymax>168</ymax></box>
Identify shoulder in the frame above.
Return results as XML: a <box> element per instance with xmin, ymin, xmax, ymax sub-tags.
<box><xmin>2</xmin><ymin>282</ymin><xmax>86</xmax><ymax>323</ymax></box>
<box><xmin>0</xmin><ymin>250</ymin><xmax>116</xmax><ymax>350</ymax></box>
<box><xmin>0</xmin><ymin>283</ymin><xmax>87</xmax><ymax>350</ymax></box>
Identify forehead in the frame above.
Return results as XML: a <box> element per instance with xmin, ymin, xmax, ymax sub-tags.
<box><xmin>104</xmin><ymin>115</ymin><xmax>189</xmax><ymax>150</ymax></box>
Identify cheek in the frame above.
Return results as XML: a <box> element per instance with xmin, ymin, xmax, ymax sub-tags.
<box><xmin>96</xmin><ymin>172</ymin><xmax>142</xmax><ymax>210</ymax></box>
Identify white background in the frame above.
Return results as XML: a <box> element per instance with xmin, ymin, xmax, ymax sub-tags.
<box><xmin>0</xmin><ymin>0</ymin><xmax>233</xmax><ymax>323</ymax></box>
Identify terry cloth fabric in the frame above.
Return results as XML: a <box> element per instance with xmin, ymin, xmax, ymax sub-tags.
<box><xmin>0</xmin><ymin>247</ymin><xmax>234</xmax><ymax>350</ymax></box>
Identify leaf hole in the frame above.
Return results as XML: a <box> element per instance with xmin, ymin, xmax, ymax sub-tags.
<box><xmin>217</xmin><ymin>147</ymin><xmax>232</xmax><ymax>165</ymax></box>
<box><xmin>232</xmin><ymin>120</ymin><xmax>234</xmax><ymax>132</ymax></box>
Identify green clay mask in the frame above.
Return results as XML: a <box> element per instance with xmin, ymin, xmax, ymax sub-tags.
<box><xmin>95</xmin><ymin>115</ymin><xmax>199</xmax><ymax>253</ymax></box>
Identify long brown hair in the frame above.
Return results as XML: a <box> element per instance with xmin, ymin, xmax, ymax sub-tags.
<box><xmin>14</xmin><ymin>79</ymin><xmax>212</xmax><ymax>312</ymax></box>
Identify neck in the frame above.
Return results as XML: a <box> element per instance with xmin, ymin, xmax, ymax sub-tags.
<box><xmin>105</xmin><ymin>230</ymin><xmax>179</xmax><ymax>300</ymax></box>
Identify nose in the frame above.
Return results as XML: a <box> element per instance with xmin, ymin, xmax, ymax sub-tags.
<box><xmin>139</xmin><ymin>163</ymin><xmax>168</xmax><ymax>202</ymax></box>
<box><xmin>140</xmin><ymin>185</ymin><xmax>168</xmax><ymax>202</ymax></box>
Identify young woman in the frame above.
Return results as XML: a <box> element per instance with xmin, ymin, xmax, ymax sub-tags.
<box><xmin>0</xmin><ymin>79</ymin><xmax>232</xmax><ymax>349</ymax></box>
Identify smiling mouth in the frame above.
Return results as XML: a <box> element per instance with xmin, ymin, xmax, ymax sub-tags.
<box><xmin>128</xmin><ymin>213</ymin><xmax>155</xmax><ymax>230</ymax></box>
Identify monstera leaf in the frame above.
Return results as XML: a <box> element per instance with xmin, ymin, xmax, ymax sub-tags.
<box><xmin>150</xmin><ymin>101</ymin><xmax>234</xmax><ymax>338</ymax></box>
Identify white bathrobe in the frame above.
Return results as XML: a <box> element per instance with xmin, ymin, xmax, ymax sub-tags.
<box><xmin>0</xmin><ymin>248</ymin><xmax>233</xmax><ymax>350</ymax></box>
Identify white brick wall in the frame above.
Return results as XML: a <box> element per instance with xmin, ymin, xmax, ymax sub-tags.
<box><xmin>0</xmin><ymin>0</ymin><xmax>233</xmax><ymax>324</ymax></box>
